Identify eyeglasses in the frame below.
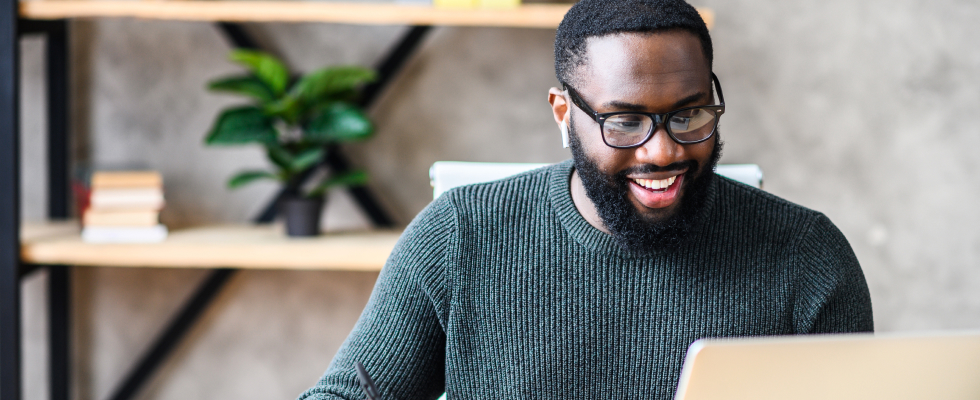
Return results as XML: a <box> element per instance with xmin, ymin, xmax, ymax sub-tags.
<box><xmin>562</xmin><ymin>73</ymin><xmax>725</xmax><ymax>148</ymax></box>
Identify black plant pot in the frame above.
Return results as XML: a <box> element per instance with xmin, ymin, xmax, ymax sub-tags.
<box><xmin>280</xmin><ymin>195</ymin><xmax>325</xmax><ymax>237</ymax></box>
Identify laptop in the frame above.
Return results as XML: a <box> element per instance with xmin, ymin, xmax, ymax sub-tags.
<box><xmin>674</xmin><ymin>331</ymin><xmax>980</xmax><ymax>400</ymax></box>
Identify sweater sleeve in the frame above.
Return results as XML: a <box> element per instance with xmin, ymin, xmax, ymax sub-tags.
<box><xmin>297</xmin><ymin>195</ymin><xmax>455</xmax><ymax>400</ymax></box>
<box><xmin>792</xmin><ymin>213</ymin><xmax>875</xmax><ymax>334</ymax></box>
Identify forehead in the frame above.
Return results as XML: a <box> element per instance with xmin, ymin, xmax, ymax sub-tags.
<box><xmin>575</xmin><ymin>30</ymin><xmax>710</xmax><ymax>107</ymax></box>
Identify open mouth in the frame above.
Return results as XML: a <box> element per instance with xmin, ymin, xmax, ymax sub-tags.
<box><xmin>627</xmin><ymin>173</ymin><xmax>685</xmax><ymax>209</ymax></box>
<box><xmin>631</xmin><ymin>176</ymin><xmax>679</xmax><ymax>192</ymax></box>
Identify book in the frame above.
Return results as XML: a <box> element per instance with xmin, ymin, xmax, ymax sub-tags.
<box><xmin>81</xmin><ymin>225</ymin><xmax>169</xmax><ymax>243</ymax></box>
<box><xmin>91</xmin><ymin>171</ymin><xmax>162</xmax><ymax>189</ymax></box>
<box><xmin>83</xmin><ymin>209</ymin><xmax>159</xmax><ymax>227</ymax></box>
<box><xmin>89</xmin><ymin>188</ymin><xmax>165</xmax><ymax>210</ymax></box>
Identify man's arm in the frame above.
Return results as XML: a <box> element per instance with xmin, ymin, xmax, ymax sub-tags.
<box><xmin>792</xmin><ymin>213</ymin><xmax>875</xmax><ymax>334</ymax></box>
<box><xmin>297</xmin><ymin>196</ymin><xmax>456</xmax><ymax>400</ymax></box>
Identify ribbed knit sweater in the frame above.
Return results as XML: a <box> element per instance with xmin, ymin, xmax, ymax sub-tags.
<box><xmin>298</xmin><ymin>160</ymin><xmax>874</xmax><ymax>400</ymax></box>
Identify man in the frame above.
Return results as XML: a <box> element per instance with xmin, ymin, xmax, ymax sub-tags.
<box><xmin>299</xmin><ymin>0</ymin><xmax>873</xmax><ymax>399</ymax></box>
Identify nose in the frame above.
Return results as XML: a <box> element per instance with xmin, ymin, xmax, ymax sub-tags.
<box><xmin>634</xmin><ymin>124</ymin><xmax>682</xmax><ymax>167</ymax></box>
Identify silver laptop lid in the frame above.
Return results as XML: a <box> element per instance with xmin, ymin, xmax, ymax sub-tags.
<box><xmin>674</xmin><ymin>331</ymin><xmax>980</xmax><ymax>400</ymax></box>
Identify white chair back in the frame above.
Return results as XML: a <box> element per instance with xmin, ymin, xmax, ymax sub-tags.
<box><xmin>430</xmin><ymin>161</ymin><xmax>763</xmax><ymax>199</ymax></box>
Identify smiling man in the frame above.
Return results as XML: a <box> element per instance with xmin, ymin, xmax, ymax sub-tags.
<box><xmin>298</xmin><ymin>1</ymin><xmax>873</xmax><ymax>399</ymax></box>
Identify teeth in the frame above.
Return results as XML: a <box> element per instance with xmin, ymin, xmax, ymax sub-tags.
<box><xmin>634</xmin><ymin>176</ymin><xmax>677</xmax><ymax>190</ymax></box>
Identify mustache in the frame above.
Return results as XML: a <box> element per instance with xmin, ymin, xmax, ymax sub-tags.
<box><xmin>617</xmin><ymin>160</ymin><xmax>700</xmax><ymax>177</ymax></box>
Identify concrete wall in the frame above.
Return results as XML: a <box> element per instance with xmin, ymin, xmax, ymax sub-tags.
<box><xmin>17</xmin><ymin>0</ymin><xmax>980</xmax><ymax>398</ymax></box>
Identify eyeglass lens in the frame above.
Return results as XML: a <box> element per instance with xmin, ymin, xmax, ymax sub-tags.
<box><xmin>603</xmin><ymin>108</ymin><xmax>720</xmax><ymax>147</ymax></box>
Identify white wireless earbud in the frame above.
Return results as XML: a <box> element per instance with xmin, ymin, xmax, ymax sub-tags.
<box><xmin>560</xmin><ymin>121</ymin><xmax>570</xmax><ymax>149</ymax></box>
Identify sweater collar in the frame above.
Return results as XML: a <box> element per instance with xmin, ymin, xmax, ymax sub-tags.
<box><xmin>548</xmin><ymin>159</ymin><xmax>719</xmax><ymax>258</ymax></box>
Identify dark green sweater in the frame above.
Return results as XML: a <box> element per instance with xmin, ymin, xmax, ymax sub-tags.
<box><xmin>299</xmin><ymin>160</ymin><xmax>873</xmax><ymax>400</ymax></box>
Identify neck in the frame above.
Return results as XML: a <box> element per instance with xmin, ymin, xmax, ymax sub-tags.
<box><xmin>570</xmin><ymin>169</ymin><xmax>610</xmax><ymax>234</ymax></box>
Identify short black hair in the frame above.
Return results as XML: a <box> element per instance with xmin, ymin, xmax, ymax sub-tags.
<box><xmin>554</xmin><ymin>0</ymin><xmax>713</xmax><ymax>85</ymax></box>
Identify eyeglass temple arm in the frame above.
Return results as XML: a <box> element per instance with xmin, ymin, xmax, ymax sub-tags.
<box><xmin>561</xmin><ymin>83</ymin><xmax>601</xmax><ymax>121</ymax></box>
<box><xmin>711</xmin><ymin>72</ymin><xmax>724</xmax><ymax>105</ymax></box>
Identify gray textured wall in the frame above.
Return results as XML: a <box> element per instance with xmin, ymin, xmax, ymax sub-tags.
<box><xmin>17</xmin><ymin>0</ymin><xmax>980</xmax><ymax>399</ymax></box>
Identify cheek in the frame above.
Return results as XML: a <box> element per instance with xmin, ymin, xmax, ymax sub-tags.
<box><xmin>575</xmin><ymin>128</ymin><xmax>625</xmax><ymax>173</ymax></box>
<box><xmin>571</xmin><ymin>118</ymin><xmax>601</xmax><ymax>153</ymax></box>
<box><xmin>687</xmin><ymin>138</ymin><xmax>716</xmax><ymax>171</ymax></box>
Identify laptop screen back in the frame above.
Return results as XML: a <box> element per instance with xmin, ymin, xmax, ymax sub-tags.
<box><xmin>674</xmin><ymin>332</ymin><xmax>980</xmax><ymax>400</ymax></box>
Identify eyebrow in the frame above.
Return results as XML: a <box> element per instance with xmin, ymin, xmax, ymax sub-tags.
<box><xmin>601</xmin><ymin>91</ymin><xmax>709</xmax><ymax>113</ymax></box>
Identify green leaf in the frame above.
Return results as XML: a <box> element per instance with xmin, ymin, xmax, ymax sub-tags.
<box><xmin>205</xmin><ymin>107</ymin><xmax>277</xmax><ymax>145</ymax></box>
<box><xmin>305</xmin><ymin>102</ymin><xmax>373</xmax><ymax>143</ymax></box>
<box><xmin>291</xmin><ymin>66</ymin><xmax>376</xmax><ymax>103</ymax></box>
<box><xmin>229</xmin><ymin>50</ymin><xmax>290</xmax><ymax>96</ymax></box>
<box><xmin>266</xmin><ymin>144</ymin><xmax>295</xmax><ymax>172</ymax></box>
<box><xmin>290</xmin><ymin>147</ymin><xmax>324</xmax><ymax>172</ymax></box>
<box><xmin>263</xmin><ymin>94</ymin><xmax>304</xmax><ymax>124</ymax></box>
<box><xmin>307</xmin><ymin>170</ymin><xmax>368</xmax><ymax>198</ymax></box>
<box><xmin>207</xmin><ymin>75</ymin><xmax>276</xmax><ymax>103</ymax></box>
<box><xmin>227</xmin><ymin>170</ymin><xmax>278</xmax><ymax>189</ymax></box>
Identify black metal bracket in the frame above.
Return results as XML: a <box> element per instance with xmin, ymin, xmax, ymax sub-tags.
<box><xmin>215</xmin><ymin>22</ymin><xmax>260</xmax><ymax>50</ymax></box>
<box><xmin>45</xmin><ymin>20</ymin><xmax>71</xmax><ymax>221</ymax></box>
<box><xmin>49</xmin><ymin>264</ymin><xmax>71</xmax><ymax>400</ymax></box>
<box><xmin>358</xmin><ymin>25</ymin><xmax>431</xmax><ymax>110</ymax></box>
<box><xmin>19</xmin><ymin>263</ymin><xmax>45</xmax><ymax>278</ymax></box>
<box><xmin>1</xmin><ymin>5</ymin><xmax>22</xmax><ymax>400</ymax></box>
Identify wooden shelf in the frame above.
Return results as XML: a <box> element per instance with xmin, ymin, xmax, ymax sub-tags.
<box><xmin>20</xmin><ymin>1</ymin><xmax>571</xmax><ymax>27</ymax></box>
<box><xmin>19</xmin><ymin>1</ymin><xmax>714</xmax><ymax>29</ymax></box>
<box><xmin>21</xmin><ymin>221</ymin><xmax>400</xmax><ymax>271</ymax></box>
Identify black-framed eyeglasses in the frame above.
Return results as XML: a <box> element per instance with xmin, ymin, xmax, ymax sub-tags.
<box><xmin>561</xmin><ymin>73</ymin><xmax>725</xmax><ymax>148</ymax></box>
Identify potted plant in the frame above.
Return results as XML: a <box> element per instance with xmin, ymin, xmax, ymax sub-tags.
<box><xmin>204</xmin><ymin>49</ymin><xmax>376</xmax><ymax>236</ymax></box>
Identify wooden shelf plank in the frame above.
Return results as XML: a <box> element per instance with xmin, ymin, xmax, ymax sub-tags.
<box><xmin>20</xmin><ymin>1</ymin><xmax>572</xmax><ymax>27</ymax></box>
<box><xmin>21</xmin><ymin>221</ymin><xmax>399</xmax><ymax>271</ymax></box>
<box><xmin>19</xmin><ymin>1</ymin><xmax>714</xmax><ymax>29</ymax></box>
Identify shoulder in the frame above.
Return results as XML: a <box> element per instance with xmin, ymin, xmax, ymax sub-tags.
<box><xmin>714</xmin><ymin>174</ymin><xmax>822</xmax><ymax>220</ymax></box>
<box><xmin>711</xmin><ymin>174</ymin><xmax>832</xmax><ymax>240</ymax></box>
<box><xmin>401</xmin><ymin>160</ymin><xmax>562</xmax><ymax>243</ymax></box>
<box><xmin>438</xmin><ymin>162</ymin><xmax>561</xmax><ymax>220</ymax></box>
<box><xmin>398</xmin><ymin>162</ymin><xmax>561</xmax><ymax>253</ymax></box>
<box><xmin>714</xmin><ymin>175</ymin><xmax>858</xmax><ymax>268</ymax></box>
<box><xmin>709</xmin><ymin>175</ymin><xmax>858</xmax><ymax>275</ymax></box>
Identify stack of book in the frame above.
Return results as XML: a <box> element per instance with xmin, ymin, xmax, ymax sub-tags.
<box><xmin>81</xmin><ymin>171</ymin><xmax>168</xmax><ymax>243</ymax></box>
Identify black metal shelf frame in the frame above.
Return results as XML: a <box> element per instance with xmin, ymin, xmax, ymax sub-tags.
<box><xmin>0</xmin><ymin>5</ymin><xmax>431</xmax><ymax>399</ymax></box>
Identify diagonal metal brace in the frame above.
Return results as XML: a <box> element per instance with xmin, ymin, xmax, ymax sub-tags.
<box><xmin>107</xmin><ymin>269</ymin><xmax>237</xmax><ymax>400</ymax></box>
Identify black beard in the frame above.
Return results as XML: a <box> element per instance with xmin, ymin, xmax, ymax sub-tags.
<box><xmin>569</xmin><ymin>122</ymin><xmax>723</xmax><ymax>254</ymax></box>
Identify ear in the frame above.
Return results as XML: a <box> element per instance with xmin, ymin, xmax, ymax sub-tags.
<box><xmin>548</xmin><ymin>87</ymin><xmax>570</xmax><ymax>126</ymax></box>
<box><xmin>549</xmin><ymin>87</ymin><xmax>572</xmax><ymax>148</ymax></box>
